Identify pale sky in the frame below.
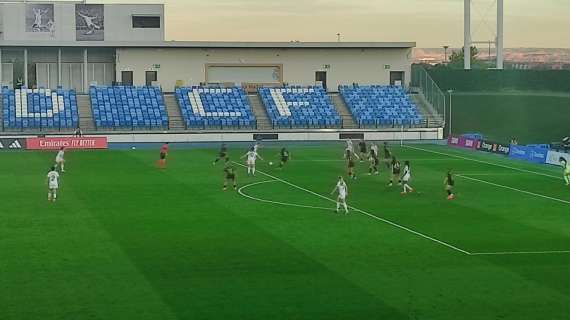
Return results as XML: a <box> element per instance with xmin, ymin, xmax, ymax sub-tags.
<box><xmin>107</xmin><ymin>0</ymin><xmax>570</xmax><ymax>48</ymax></box>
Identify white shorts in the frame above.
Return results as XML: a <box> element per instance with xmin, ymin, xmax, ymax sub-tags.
<box><xmin>56</xmin><ymin>158</ymin><xmax>64</xmax><ymax>164</ymax></box>
<box><xmin>403</xmin><ymin>174</ymin><xmax>411</xmax><ymax>182</ymax></box>
<box><xmin>49</xmin><ymin>184</ymin><xmax>59</xmax><ymax>190</ymax></box>
<box><xmin>338</xmin><ymin>192</ymin><xmax>346</xmax><ymax>201</ymax></box>
<box><xmin>247</xmin><ymin>159</ymin><xmax>255</xmax><ymax>166</ymax></box>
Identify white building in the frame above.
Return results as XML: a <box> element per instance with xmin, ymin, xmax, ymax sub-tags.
<box><xmin>0</xmin><ymin>2</ymin><xmax>415</xmax><ymax>93</ymax></box>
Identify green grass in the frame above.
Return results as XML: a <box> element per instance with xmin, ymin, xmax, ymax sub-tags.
<box><xmin>2</xmin><ymin>143</ymin><xmax>570</xmax><ymax>320</ymax></box>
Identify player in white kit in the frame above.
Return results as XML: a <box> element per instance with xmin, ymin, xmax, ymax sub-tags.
<box><xmin>560</xmin><ymin>157</ymin><xmax>570</xmax><ymax>186</ymax></box>
<box><xmin>47</xmin><ymin>166</ymin><xmax>60</xmax><ymax>202</ymax></box>
<box><xmin>401</xmin><ymin>160</ymin><xmax>415</xmax><ymax>195</ymax></box>
<box><xmin>346</xmin><ymin>139</ymin><xmax>354</xmax><ymax>154</ymax></box>
<box><xmin>241</xmin><ymin>147</ymin><xmax>263</xmax><ymax>175</ymax></box>
<box><xmin>331</xmin><ymin>176</ymin><xmax>349</xmax><ymax>214</ymax></box>
<box><xmin>55</xmin><ymin>147</ymin><xmax>65</xmax><ymax>172</ymax></box>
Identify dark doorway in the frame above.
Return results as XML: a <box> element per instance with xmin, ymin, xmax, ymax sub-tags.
<box><xmin>315</xmin><ymin>71</ymin><xmax>327</xmax><ymax>90</ymax></box>
<box><xmin>390</xmin><ymin>71</ymin><xmax>405</xmax><ymax>86</ymax></box>
<box><xmin>121</xmin><ymin>71</ymin><xmax>133</xmax><ymax>86</ymax></box>
<box><xmin>145</xmin><ymin>71</ymin><xmax>158</xmax><ymax>86</ymax></box>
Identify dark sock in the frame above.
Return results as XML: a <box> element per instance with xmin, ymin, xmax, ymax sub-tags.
<box><xmin>447</xmin><ymin>190</ymin><xmax>451</xmax><ymax>195</ymax></box>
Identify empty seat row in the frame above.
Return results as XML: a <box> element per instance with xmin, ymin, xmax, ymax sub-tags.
<box><xmin>90</xmin><ymin>86</ymin><xmax>168</xmax><ymax>129</ymax></box>
<box><xmin>2</xmin><ymin>87</ymin><xmax>78</xmax><ymax>130</ymax></box>
<box><xmin>339</xmin><ymin>85</ymin><xmax>423</xmax><ymax>126</ymax></box>
<box><xmin>258</xmin><ymin>86</ymin><xmax>341</xmax><ymax>128</ymax></box>
<box><xmin>175</xmin><ymin>87</ymin><xmax>256</xmax><ymax>129</ymax></box>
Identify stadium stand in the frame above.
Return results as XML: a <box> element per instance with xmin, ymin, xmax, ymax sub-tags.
<box><xmin>90</xmin><ymin>86</ymin><xmax>168</xmax><ymax>129</ymax></box>
<box><xmin>258</xmin><ymin>86</ymin><xmax>341</xmax><ymax>128</ymax></box>
<box><xmin>175</xmin><ymin>87</ymin><xmax>256</xmax><ymax>129</ymax></box>
<box><xmin>1</xmin><ymin>87</ymin><xmax>78</xmax><ymax>130</ymax></box>
<box><xmin>339</xmin><ymin>85</ymin><xmax>423</xmax><ymax>127</ymax></box>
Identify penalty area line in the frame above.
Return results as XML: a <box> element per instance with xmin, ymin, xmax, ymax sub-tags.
<box><xmin>470</xmin><ymin>250</ymin><xmax>570</xmax><ymax>256</ymax></box>
<box><xmin>403</xmin><ymin>145</ymin><xmax>563</xmax><ymax>181</ymax></box>
<box><xmin>233</xmin><ymin>161</ymin><xmax>472</xmax><ymax>255</ymax></box>
<box><xmin>456</xmin><ymin>174</ymin><xmax>570</xmax><ymax>205</ymax></box>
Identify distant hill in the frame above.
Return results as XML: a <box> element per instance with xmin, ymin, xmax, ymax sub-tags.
<box><xmin>414</xmin><ymin>48</ymin><xmax>570</xmax><ymax>69</ymax></box>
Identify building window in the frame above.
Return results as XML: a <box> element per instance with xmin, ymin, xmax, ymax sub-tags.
<box><xmin>132</xmin><ymin>16</ymin><xmax>161</xmax><ymax>29</ymax></box>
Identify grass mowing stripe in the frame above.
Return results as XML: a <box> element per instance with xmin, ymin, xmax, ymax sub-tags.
<box><xmin>404</xmin><ymin>145</ymin><xmax>563</xmax><ymax>180</ymax></box>
<box><xmin>233</xmin><ymin>161</ymin><xmax>472</xmax><ymax>255</ymax></box>
<box><xmin>471</xmin><ymin>250</ymin><xmax>570</xmax><ymax>255</ymax></box>
<box><xmin>456</xmin><ymin>174</ymin><xmax>570</xmax><ymax>205</ymax></box>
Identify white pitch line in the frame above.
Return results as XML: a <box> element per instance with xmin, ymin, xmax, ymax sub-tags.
<box><xmin>456</xmin><ymin>174</ymin><xmax>570</xmax><ymax>205</ymax></box>
<box><xmin>404</xmin><ymin>145</ymin><xmax>563</xmax><ymax>180</ymax></box>
<box><xmin>470</xmin><ymin>250</ymin><xmax>570</xmax><ymax>256</ymax></box>
<box><xmin>233</xmin><ymin>161</ymin><xmax>471</xmax><ymax>255</ymax></box>
<box><xmin>290</xmin><ymin>158</ymin><xmax>464</xmax><ymax>162</ymax></box>
<box><xmin>238</xmin><ymin>180</ymin><xmax>333</xmax><ymax>211</ymax></box>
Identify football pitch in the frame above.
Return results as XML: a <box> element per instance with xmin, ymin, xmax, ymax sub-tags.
<box><xmin>2</xmin><ymin>143</ymin><xmax>570</xmax><ymax>320</ymax></box>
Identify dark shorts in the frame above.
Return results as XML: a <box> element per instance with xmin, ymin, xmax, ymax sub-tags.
<box><xmin>360</xmin><ymin>148</ymin><xmax>367</xmax><ymax>153</ymax></box>
<box><xmin>392</xmin><ymin>170</ymin><xmax>400</xmax><ymax>175</ymax></box>
<box><xmin>160</xmin><ymin>152</ymin><xmax>167</xmax><ymax>160</ymax></box>
<box><xmin>219</xmin><ymin>152</ymin><xmax>227</xmax><ymax>158</ymax></box>
<box><xmin>348</xmin><ymin>160</ymin><xmax>355</xmax><ymax>168</ymax></box>
<box><xmin>226</xmin><ymin>173</ymin><xmax>236</xmax><ymax>180</ymax></box>
<box><xmin>281</xmin><ymin>156</ymin><xmax>289</xmax><ymax>163</ymax></box>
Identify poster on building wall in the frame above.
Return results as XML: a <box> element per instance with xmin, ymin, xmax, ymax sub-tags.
<box><xmin>25</xmin><ymin>4</ymin><xmax>55</xmax><ymax>33</ymax></box>
<box><xmin>75</xmin><ymin>4</ymin><xmax>104</xmax><ymax>41</ymax></box>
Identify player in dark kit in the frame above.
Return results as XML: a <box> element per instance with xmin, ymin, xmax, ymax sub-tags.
<box><xmin>358</xmin><ymin>140</ymin><xmax>367</xmax><ymax>162</ymax></box>
<box><xmin>345</xmin><ymin>148</ymin><xmax>360</xmax><ymax>179</ymax></box>
<box><xmin>279</xmin><ymin>147</ymin><xmax>290</xmax><ymax>168</ymax></box>
<box><xmin>388</xmin><ymin>156</ymin><xmax>401</xmax><ymax>186</ymax></box>
<box><xmin>213</xmin><ymin>143</ymin><xmax>229</xmax><ymax>165</ymax></box>
<box><xmin>223</xmin><ymin>158</ymin><xmax>237</xmax><ymax>191</ymax></box>
<box><xmin>383</xmin><ymin>142</ymin><xmax>392</xmax><ymax>169</ymax></box>
<box><xmin>444</xmin><ymin>170</ymin><xmax>455</xmax><ymax>200</ymax></box>
<box><xmin>367</xmin><ymin>148</ymin><xmax>379</xmax><ymax>175</ymax></box>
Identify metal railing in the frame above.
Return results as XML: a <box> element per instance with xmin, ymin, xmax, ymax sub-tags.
<box><xmin>411</xmin><ymin>66</ymin><xmax>446</xmax><ymax>121</ymax></box>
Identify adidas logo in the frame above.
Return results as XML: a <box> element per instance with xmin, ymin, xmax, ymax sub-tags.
<box><xmin>9</xmin><ymin>140</ymin><xmax>22</xmax><ymax>149</ymax></box>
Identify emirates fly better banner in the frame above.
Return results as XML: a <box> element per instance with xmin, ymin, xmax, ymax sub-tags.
<box><xmin>26</xmin><ymin>137</ymin><xmax>108</xmax><ymax>150</ymax></box>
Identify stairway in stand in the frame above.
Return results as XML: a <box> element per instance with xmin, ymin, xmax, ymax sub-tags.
<box><xmin>248</xmin><ymin>94</ymin><xmax>272</xmax><ymax>130</ymax></box>
<box><xmin>329</xmin><ymin>93</ymin><xmax>358</xmax><ymax>129</ymax></box>
<box><xmin>76</xmin><ymin>94</ymin><xmax>96</xmax><ymax>132</ymax></box>
<box><xmin>164</xmin><ymin>94</ymin><xmax>186</xmax><ymax>131</ymax></box>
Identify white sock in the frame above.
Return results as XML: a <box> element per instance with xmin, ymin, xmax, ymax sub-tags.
<box><xmin>61</xmin><ymin>164</ymin><xmax>65</xmax><ymax>171</ymax></box>
<box><xmin>252</xmin><ymin>167</ymin><xmax>255</xmax><ymax>175</ymax></box>
<box><xmin>53</xmin><ymin>192</ymin><xmax>57</xmax><ymax>200</ymax></box>
<box><xmin>565</xmin><ymin>175</ymin><xmax>570</xmax><ymax>184</ymax></box>
<box><xmin>48</xmin><ymin>192</ymin><xmax>51</xmax><ymax>200</ymax></box>
<box><xmin>336</xmin><ymin>202</ymin><xmax>340</xmax><ymax>211</ymax></box>
<box><xmin>343</xmin><ymin>203</ymin><xmax>348</xmax><ymax>213</ymax></box>
<box><xmin>247</xmin><ymin>167</ymin><xmax>251</xmax><ymax>174</ymax></box>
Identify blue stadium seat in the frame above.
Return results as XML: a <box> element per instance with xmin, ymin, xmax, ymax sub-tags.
<box><xmin>1</xmin><ymin>87</ymin><xmax>79</xmax><ymax>130</ymax></box>
<box><xmin>339</xmin><ymin>85</ymin><xmax>423</xmax><ymax>127</ymax></box>
<box><xmin>90</xmin><ymin>86</ymin><xmax>168</xmax><ymax>129</ymax></box>
<box><xmin>175</xmin><ymin>87</ymin><xmax>256</xmax><ymax>129</ymax></box>
<box><xmin>258</xmin><ymin>86</ymin><xmax>341</xmax><ymax>128</ymax></box>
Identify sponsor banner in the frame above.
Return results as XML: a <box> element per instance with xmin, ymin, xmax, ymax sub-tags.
<box><xmin>546</xmin><ymin>150</ymin><xmax>570</xmax><ymax>166</ymax></box>
<box><xmin>508</xmin><ymin>145</ymin><xmax>548</xmax><ymax>164</ymax></box>
<box><xmin>447</xmin><ymin>135</ymin><xmax>479</xmax><ymax>149</ymax></box>
<box><xmin>26</xmin><ymin>137</ymin><xmax>108</xmax><ymax>150</ymax></box>
<box><xmin>0</xmin><ymin>138</ymin><xmax>27</xmax><ymax>151</ymax></box>
<box><xmin>477</xmin><ymin>140</ymin><xmax>511</xmax><ymax>155</ymax></box>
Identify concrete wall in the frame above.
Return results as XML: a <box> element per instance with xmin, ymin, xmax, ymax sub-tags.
<box><xmin>115</xmin><ymin>47</ymin><xmax>413</xmax><ymax>92</ymax></box>
<box><xmin>0</xmin><ymin>3</ymin><xmax>163</xmax><ymax>42</ymax></box>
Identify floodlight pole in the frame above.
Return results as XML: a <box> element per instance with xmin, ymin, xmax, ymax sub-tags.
<box><xmin>497</xmin><ymin>0</ymin><xmax>504</xmax><ymax>69</ymax></box>
<box><xmin>464</xmin><ymin>0</ymin><xmax>471</xmax><ymax>70</ymax></box>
